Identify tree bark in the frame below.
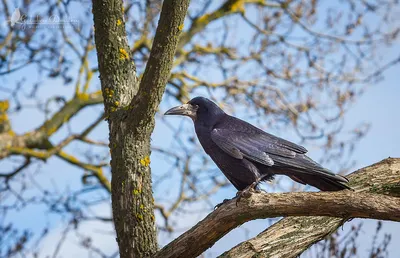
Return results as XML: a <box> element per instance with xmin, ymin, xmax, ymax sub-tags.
<box><xmin>92</xmin><ymin>0</ymin><xmax>190</xmax><ymax>257</ymax></box>
<box><xmin>155</xmin><ymin>158</ymin><xmax>400</xmax><ymax>258</ymax></box>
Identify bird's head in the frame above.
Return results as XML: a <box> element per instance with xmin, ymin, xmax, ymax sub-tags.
<box><xmin>164</xmin><ymin>97</ymin><xmax>225</xmax><ymax>125</ymax></box>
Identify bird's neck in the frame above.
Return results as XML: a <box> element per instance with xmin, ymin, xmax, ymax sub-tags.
<box><xmin>195</xmin><ymin>112</ymin><xmax>225</xmax><ymax>131</ymax></box>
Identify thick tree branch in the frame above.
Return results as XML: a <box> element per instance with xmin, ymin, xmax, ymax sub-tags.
<box><xmin>155</xmin><ymin>158</ymin><xmax>400</xmax><ymax>258</ymax></box>
<box><xmin>131</xmin><ymin>0</ymin><xmax>191</xmax><ymax>122</ymax></box>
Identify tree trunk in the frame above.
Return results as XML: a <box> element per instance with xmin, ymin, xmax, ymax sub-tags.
<box><xmin>92</xmin><ymin>0</ymin><xmax>190</xmax><ymax>257</ymax></box>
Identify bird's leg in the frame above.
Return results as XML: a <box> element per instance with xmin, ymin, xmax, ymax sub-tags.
<box><xmin>236</xmin><ymin>174</ymin><xmax>270</xmax><ymax>206</ymax></box>
<box><xmin>235</xmin><ymin>182</ymin><xmax>257</xmax><ymax>206</ymax></box>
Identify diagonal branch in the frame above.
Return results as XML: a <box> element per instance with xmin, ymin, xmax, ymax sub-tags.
<box><xmin>155</xmin><ymin>158</ymin><xmax>400</xmax><ymax>258</ymax></box>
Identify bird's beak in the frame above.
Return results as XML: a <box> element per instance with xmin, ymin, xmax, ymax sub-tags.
<box><xmin>164</xmin><ymin>103</ymin><xmax>198</xmax><ymax>120</ymax></box>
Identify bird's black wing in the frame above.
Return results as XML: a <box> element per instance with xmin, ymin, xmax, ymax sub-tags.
<box><xmin>211</xmin><ymin>128</ymin><xmax>347</xmax><ymax>182</ymax></box>
<box><xmin>210</xmin><ymin>128</ymin><xmax>297</xmax><ymax>167</ymax></box>
<box><xmin>217</xmin><ymin>115</ymin><xmax>308</xmax><ymax>154</ymax></box>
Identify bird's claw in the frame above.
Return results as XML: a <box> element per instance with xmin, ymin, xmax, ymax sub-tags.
<box><xmin>235</xmin><ymin>182</ymin><xmax>259</xmax><ymax>206</ymax></box>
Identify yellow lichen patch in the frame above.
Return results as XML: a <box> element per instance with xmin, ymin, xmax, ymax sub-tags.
<box><xmin>133</xmin><ymin>189</ymin><xmax>142</xmax><ymax>195</ymax></box>
<box><xmin>230</xmin><ymin>0</ymin><xmax>245</xmax><ymax>13</ymax></box>
<box><xmin>0</xmin><ymin>100</ymin><xmax>9</xmax><ymax>124</ymax></box>
<box><xmin>110</xmin><ymin>106</ymin><xmax>116</xmax><ymax>112</ymax></box>
<box><xmin>77</xmin><ymin>93</ymin><xmax>89</xmax><ymax>101</ymax></box>
<box><xmin>139</xmin><ymin>204</ymin><xmax>144</xmax><ymax>210</ymax></box>
<box><xmin>0</xmin><ymin>100</ymin><xmax>9</xmax><ymax>111</ymax></box>
<box><xmin>178</xmin><ymin>23</ymin><xmax>184</xmax><ymax>31</ymax></box>
<box><xmin>47</xmin><ymin>127</ymin><xmax>57</xmax><ymax>135</ymax></box>
<box><xmin>8</xmin><ymin>130</ymin><xmax>16</xmax><ymax>136</ymax></box>
<box><xmin>140</xmin><ymin>156</ymin><xmax>150</xmax><ymax>167</ymax></box>
<box><xmin>0</xmin><ymin>113</ymin><xmax>8</xmax><ymax>123</ymax></box>
<box><xmin>195</xmin><ymin>14</ymin><xmax>210</xmax><ymax>26</ymax></box>
<box><xmin>65</xmin><ymin>154</ymin><xmax>79</xmax><ymax>163</ymax></box>
<box><xmin>104</xmin><ymin>88</ymin><xmax>114</xmax><ymax>98</ymax></box>
<box><xmin>9</xmin><ymin>147</ymin><xmax>49</xmax><ymax>160</ymax></box>
<box><xmin>119</xmin><ymin>48</ymin><xmax>129</xmax><ymax>60</ymax></box>
<box><xmin>114</xmin><ymin>101</ymin><xmax>120</xmax><ymax>107</ymax></box>
<box><xmin>136</xmin><ymin>213</ymin><xmax>143</xmax><ymax>221</ymax></box>
<box><xmin>117</xmin><ymin>19</ymin><xmax>122</xmax><ymax>26</ymax></box>
<box><xmin>63</xmin><ymin>115</ymin><xmax>71</xmax><ymax>123</ymax></box>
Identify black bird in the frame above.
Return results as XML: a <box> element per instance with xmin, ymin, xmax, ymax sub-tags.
<box><xmin>165</xmin><ymin>97</ymin><xmax>350</xmax><ymax>200</ymax></box>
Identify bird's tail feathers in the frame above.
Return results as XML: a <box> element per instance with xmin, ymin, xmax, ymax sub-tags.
<box><xmin>288</xmin><ymin>171</ymin><xmax>351</xmax><ymax>191</ymax></box>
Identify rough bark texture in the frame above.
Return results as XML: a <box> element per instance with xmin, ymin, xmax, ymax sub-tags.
<box><xmin>92</xmin><ymin>0</ymin><xmax>190</xmax><ymax>257</ymax></box>
<box><xmin>155</xmin><ymin>158</ymin><xmax>400</xmax><ymax>258</ymax></box>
